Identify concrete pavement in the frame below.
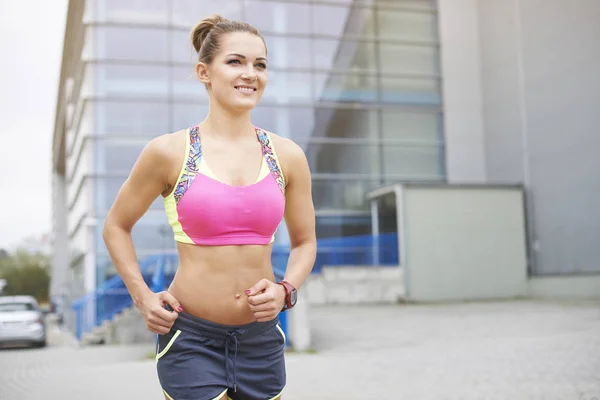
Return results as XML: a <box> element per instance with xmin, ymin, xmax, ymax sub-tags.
<box><xmin>0</xmin><ymin>299</ymin><xmax>599</xmax><ymax>399</ymax></box>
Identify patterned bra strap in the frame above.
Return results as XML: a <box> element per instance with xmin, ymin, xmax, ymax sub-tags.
<box><xmin>255</xmin><ymin>127</ymin><xmax>285</xmax><ymax>196</ymax></box>
<box><xmin>174</xmin><ymin>125</ymin><xmax>202</xmax><ymax>204</ymax></box>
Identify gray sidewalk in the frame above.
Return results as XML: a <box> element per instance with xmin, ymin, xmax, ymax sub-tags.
<box><xmin>1</xmin><ymin>299</ymin><xmax>599</xmax><ymax>399</ymax></box>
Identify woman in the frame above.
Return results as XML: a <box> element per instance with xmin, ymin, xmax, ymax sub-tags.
<box><xmin>102</xmin><ymin>14</ymin><xmax>316</xmax><ymax>400</ymax></box>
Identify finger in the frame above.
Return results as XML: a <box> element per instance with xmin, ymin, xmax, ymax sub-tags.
<box><xmin>151</xmin><ymin>305</ymin><xmax>179</xmax><ymax>323</ymax></box>
<box><xmin>159</xmin><ymin>291</ymin><xmax>184</xmax><ymax>313</ymax></box>
<box><xmin>246</xmin><ymin>279</ymin><xmax>271</xmax><ymax>296</ymax></box>
<box><xmin>247</xmin><ymin>292</ymin><xmax>272</xmax><ymax>306</ymax></box>
<box><xmin>147</xmin><ymin>313</ymin><xmax>174</xmax><ymax>330</ymax></box>
<box><xmin>249</xmin><ymin>302</ymin><xmax>277</xmax><ymax>313</ymax></box>
<box><xmin>148</xmin><ymin>322</ymin><xmax>171</xmax><ymax>335</ymax></box>
<box><xmin>253</xmin><ymin>311</ymin><xmax>276</xmax><ymax>322</ymax></box>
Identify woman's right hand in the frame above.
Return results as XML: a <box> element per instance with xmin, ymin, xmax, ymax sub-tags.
<box><xmin>136</xmin><ymin>290</ymin><xmax>183</xmax><ymax>335</ymax></box>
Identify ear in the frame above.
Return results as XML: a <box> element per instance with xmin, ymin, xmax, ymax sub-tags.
<box><xmin>196</xmin><ymin>62</ymin><xmax>211</xmax><ymax>85</ymax></box>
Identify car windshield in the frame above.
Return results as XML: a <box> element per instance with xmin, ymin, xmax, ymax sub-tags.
<box><xmin>0</xmin><ymin>303</ymin><xmax>35</xmax><ymax>312</ymax></box>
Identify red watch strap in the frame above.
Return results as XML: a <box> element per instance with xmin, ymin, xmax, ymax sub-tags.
<box><xmin>278</xmin><ymin>280</ymin><xmax>296</xmax><ymax>309</ymax></box>
<box><xmin>279</xmin><ymin>280</ymin><xmax>295</xmax><ymax>293</ymax></box>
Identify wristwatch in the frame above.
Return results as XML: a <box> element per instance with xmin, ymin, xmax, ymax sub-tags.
<box><xmin>277</xmin><ymin>280</ymin><xmax>297</xmax><ymax>311</ymax></box>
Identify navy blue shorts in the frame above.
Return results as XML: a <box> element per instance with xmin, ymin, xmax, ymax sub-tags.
<box><xmin>155</xmin><ymin>308</ymin><xmax>286</xmax><ymax>400</ymax></box>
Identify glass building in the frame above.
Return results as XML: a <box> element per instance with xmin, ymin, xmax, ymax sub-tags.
<box><xmin>52</xmin><ymin>0</ymin><xmax>443</xmax><ymax>296</ymax></box>
<box><xmin>54</xmin><ymin>0</ymin><xmax>600</xmax><ymax>319</ymax></box>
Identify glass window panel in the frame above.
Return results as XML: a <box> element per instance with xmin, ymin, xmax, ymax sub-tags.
<box><xmin>381</xmin><ymin>110</ymin><xmax>441</xmax><ymax>142</ymax></box>
<box><xmin>314</xmin><ymin>39</ymin><xmax>377</xmax><ymax>72</ymax></box>
<box><xmin>172</xmin><ymin>30</ymin><xmax>198</xmax><ymax>63</ymax></box>
<box><xmin>251</xmin><ymin>106</ymin><xmax>315</xmax><ymax>140</ymax></box>
<box><xmin>244</xmin><ymin>1</ymin><xmax>311</xmax><ymax>35</ymax></box>
<box><xmin>306</xmin><ymin>143</ymin><xmax>381</xmax><ymax>175</ymax></box>
<box><xmin>70</xmin><ymin>225</ymin><xmax>91</xmax><ymax>265</ymax></box>
<box><xmin>382</xmin><ymin>145</ymin><xmax>444</xmax><ymax>179</ymax></box>
<box><xmin>377</xmin><ymin>9</ymin><xmax>437</xmax><ymax>41</ymax></box>
<box><xmin>102</xmin><ymin>142</ymin><xmax>145</xmax><ymax>173</ymax></box>
<box><xmin>172</xmin><ymin>0</ymin><xmax>243</xmax><ymax>27</ymax></box>
<box><xmin>380</xmin><ymin>76</ymin><xmax>441</xmax><ymax>106</ymax></box>
<box><xmin>95</xmin><ymin>100</ymin><xmax>170</xmax><ymax>135</ymax></box>
<box><xmin>312</xmin><ymin>179</ymin><xmax>380</xmax><ymax>210</ymax></box>
<box><xmin>95</xmin><ymin>63</ymin><xmax>169</xmax><ymax>98</ymax></box>
<box><xmin>379</xmin><ymin>43</ymin><xmax>438</xmax><ymax>75</ymax></box>
<box><xmin>173</xmin><ymin>104</ymin><xmax>209</xmax><ymax>131</ymax></box>
<box><xmin>100</xmin><ymin>176</ymin><xmax>163</xmax><ymax>213</ymax></box>
<box><xmin>315</xmin><ymin>214</ymin><xmax>372</xmax><ymax>240</ymax></box>
<box><xmin>95</xmin><ymin>26</ymin><xmax>169</xmax><ymax>62</ymax></box>
<box><xmin>95</xmin><ymin>216</ymin><xmax>173</xmax><ymax>260</ymax></box>
<box><xmin>80</xmin><ymin>64</ymin><xmax>95</xmax><ymax>98</ymax></box>
<box><xmin>69</xmin><ymin>139</ymin><xmax>94</xmax><ymax>190</ymax></box>
<box><xmin>72</xmin><ymin>99</ymin><xmax>95</xmax><ymax>140</ymax></box>
<box><xmin>97</xmin><ymin>0</ymin><xmax>169</xmax><ymax>24</ymax></box>
<box><xmin>262</xmin><ymin>36</ymin><xmax>311</xmax><ymax>70</ymax></box>
<box><xmin>262</xmin><ymin>71</ymin><xmax>313</xmax><ymax>104</ymax></box>
<box><xmin>314</xmin><ymin>72</ymin><xmax>378</xmax><ymax>103</ymax></box>
<box><xmin>68</xmin><ymin>179</ymin><xmax>92</xmax><ymax>233</ymax></box>
<box><xmin>172</xmin><ymin>66</ymin><xmax>209</xmax><ymax>101</ymax></box>
<box><xmin>129</xmin><ymin>215</ymin><xmax>174</xmax><ymax>253</ymax></box>
<box><xmin>377</xmin><ymin>0</ymin><xmax>436</xmax><ymax>12</ymax></box>
<box><xmin>313</xmin><ymin>4</ymin><xmax>375</xmax><ymax>37</ymax></box>
<box><xmin>318</xmin><ymin>0</ymin><xmax>372</xmax><ymax>4</ymax></box>
<box><xmin>309</xmin><ymin>108</ymin><xmax>379</xmax><ymax>139</ymax></box>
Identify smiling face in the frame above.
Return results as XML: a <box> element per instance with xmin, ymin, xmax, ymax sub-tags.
<box><xmin>196</xmin><ymin>32</ymin><xmax>268</xmax><ymax>113</ymax></box>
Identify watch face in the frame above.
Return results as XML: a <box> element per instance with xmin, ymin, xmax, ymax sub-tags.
<box><xmin>290</xmin><ymin>289</ymin><xmax>297</xmax><ymax>306</ymax></box>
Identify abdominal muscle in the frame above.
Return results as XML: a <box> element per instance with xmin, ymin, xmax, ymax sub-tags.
<box><xmin>167</xmin><ymin>242</ymin><xmax>277</xmax><ymax>326</ymax></box>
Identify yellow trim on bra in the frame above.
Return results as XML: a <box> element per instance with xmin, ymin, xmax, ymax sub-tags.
<box><xmin>165</xmin><ymin>128</ymin><xmax>191</xmax><ymax>199</ymax></box>
<box><xmin>164</xmin><ymin>128</ymin><xmax>194</xmax><ymax>244</ymax></box>
<box><xmin>198</xmin><ymin>156</ymin><xmax>270</xmax><ymax>186</ymax></box>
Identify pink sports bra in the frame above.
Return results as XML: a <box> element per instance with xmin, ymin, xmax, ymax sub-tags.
<box><xmin>163</xmin><ymin>125</ymin><xmax>286</xmax><ymax>246</ymax></box>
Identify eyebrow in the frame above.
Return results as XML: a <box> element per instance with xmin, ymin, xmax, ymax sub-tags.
<box><xmin>226</xmin><ymin>53</ymin><xmax>268</xmax><ymax>62</ymax></box>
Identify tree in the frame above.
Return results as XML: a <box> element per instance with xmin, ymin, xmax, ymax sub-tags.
<box><xmin>0</xmin><ymin>249</ymin><xmax>50</xmax><ymax>303</ymax></box>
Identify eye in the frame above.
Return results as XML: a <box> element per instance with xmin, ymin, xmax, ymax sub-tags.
<box><xmin>227</xmin><ymin>59</ymin><xmax>241</xmax><ymax>65</ymax></box>
<box><xmin>256</xmin><ymin>63</ymin><xmax>267</xmax><ymax>69</ymax></box>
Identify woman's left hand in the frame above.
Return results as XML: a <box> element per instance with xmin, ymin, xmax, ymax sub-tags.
<box><xmin>245</xmin><ymin>279</ymin><xmax>286</xmax><ymax>322</ymax></box>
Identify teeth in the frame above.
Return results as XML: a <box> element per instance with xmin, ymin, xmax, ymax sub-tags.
<box><xmin>236</xmin><ymin>87</ymin><xmax>254</xmax><ymax>93</ymax></box>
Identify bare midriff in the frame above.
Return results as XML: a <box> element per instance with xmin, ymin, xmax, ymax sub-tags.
<box><xmin>167</xmin><ymin>242</ymin><xmax>276</xmax><ymax>325</ymax></box>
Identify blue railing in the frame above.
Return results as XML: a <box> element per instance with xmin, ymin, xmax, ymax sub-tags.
<box><xmin>71</xmin><ymin>254</ymin><xmax>167</xmax><ymax>340</ymax></box>
<box><xmin>310</xmin><ymin>233</ymin><xmax>399</xmax><ymax>273</ymax></box>
<box><xmin>71</xmin><ymin>233</ymin><xmax>398</xmax><ymax>341</ymax></box>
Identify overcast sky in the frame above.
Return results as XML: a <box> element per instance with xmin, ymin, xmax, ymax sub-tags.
<box><xmin>0</xmin><ymin>0</ymin><xmax>68</xmax><ymax>249</ymax></box>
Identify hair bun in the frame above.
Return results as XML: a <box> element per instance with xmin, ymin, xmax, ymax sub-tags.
<box><xmin>190</xmin><ymin>14</ymin><xmax>228</xmax><ymax>53</ymax></box>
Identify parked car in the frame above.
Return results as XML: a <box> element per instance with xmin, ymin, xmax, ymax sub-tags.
<box><xmin>0</xmin><ymin>295</ymin><xmax>47</xmax><ymax>348</ymax></box>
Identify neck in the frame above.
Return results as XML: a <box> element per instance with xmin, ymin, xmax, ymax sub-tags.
<box><xmin>201</xmin><ymin>101</ymin><xmax>254</xmax><ymax>140</ymax></box>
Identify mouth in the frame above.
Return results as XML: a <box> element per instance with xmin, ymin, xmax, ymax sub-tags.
<box><xmin>235</xmin><ymin>85</ymin><xmax>257</xmax><ymax>93</ymax></box>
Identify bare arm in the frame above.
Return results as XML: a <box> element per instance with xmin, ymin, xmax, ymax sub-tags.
<box><xmin>102</xmin><ymin>134</ymin><xmax>182</xmax><ymax>333</ymax></box>
<box><xmin>280</xmin><ymin>140</ymin><xmax>317</xmax><ymax>290</ymax></box>
<box><xmin>246</xmin><ymin>137</ymin><xmax>317</xmax><ymax>321</ymax></box>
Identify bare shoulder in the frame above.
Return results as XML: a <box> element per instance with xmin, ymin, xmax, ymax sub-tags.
<box><xmin>132</xmin><ymin>130</ymin><xmax>187</xmax><ymax>195</ymax></box>
<box><xmin>266</xmin><ymin>131</ymin><xmax>310</xmax><ymax>187</ymax></box>
<box><xmin>268</xmin><ymin>131</ymin><xmax>307</xmax><ymax>165</ymax></box>
<box><xmin>142</xmin><ymin>130</ymin><xmax>186</xmax><ymax>164</ymax></box>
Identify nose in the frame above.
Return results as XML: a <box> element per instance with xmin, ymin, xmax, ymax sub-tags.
<box><xmin>241</xmin><ymin>66</ymin><xmax>257</xmax><ymax>82</ymax></box>
<box><xmin>242</xmin><ymin>73</ymin><xmax>256</xmax><ymax>82</ymax></box>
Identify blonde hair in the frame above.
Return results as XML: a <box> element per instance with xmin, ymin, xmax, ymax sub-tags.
<box><xmin>190</xmin><ymin>14</ymin><xmax>266</xmax><ymax>65</ymax></box>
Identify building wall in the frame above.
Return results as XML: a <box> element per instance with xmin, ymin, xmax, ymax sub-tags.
<box><xmin>51</xmin><ymin>173</ymin><xmax>69</xmax><ymax>299</ymax></box>
<box><xmin>403</xmin><ymin>185</ymin><xmax>528</xmax><ymax>302</ymax></box>
<box><xmin>478</xmin><ymin>0</ymin><xmax>600</xmax><ymax>275</ymax></box>
<box><xmin>436</xmin><ymin>0</ymin><xmax>487</xmax><ymax>183</ymax></box>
